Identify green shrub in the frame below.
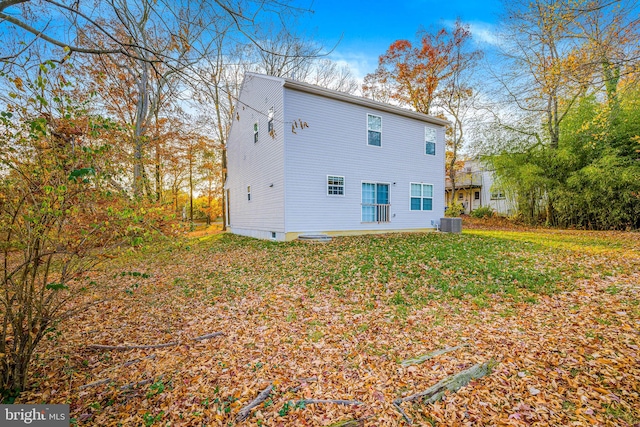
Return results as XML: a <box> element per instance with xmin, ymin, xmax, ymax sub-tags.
<box><xmin>445</xmin><ymin>202</ymin><xmax>465</xmax><ymax>217</ymax></box>
<box><xmin>471</xmin><ymin>206</ymin><xmax>494</xmax><ymax>218</ymax></box>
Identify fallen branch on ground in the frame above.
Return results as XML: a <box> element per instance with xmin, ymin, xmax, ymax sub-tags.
<box><xmin>82</xmin><ymin>355</ymin><xmax>158</xmax><ymax>390</ymax></box>
<box><xmin>400</xmin><ymin>345</ymin><xmax>466</xmax><ymax>367</ymax></box>
<box><xmin>236</xmin><ymin>383</ymin><xmax>273</xmax><ymax>422</ymax></box>
<box><xmin>120</xmin><ymin>376</ymin><xmax>159</xmax><ymax>391</ymax></box>
<box><xmin>393</xmin><ymin>361</ymin><xmax>494</xmax><ymax>424</ymax></box>
<box><xmin>326</xmin><ymin>418</ymin><xmax>367</xmax><ymax>427</ymax></box>
<box><xmin>87</xmin><ymin>331</ymin><xmax>224</xmax><ymax>351</ymax></box>
<box><xmin>297</xmin><ymin>399</ymin><xmax>364</xmax><ymax>406</ymax></box>
<box><xmin>192</xmin><ymin>332</ymin><xmax>225</xmax><ymax>341</ymax></box>
<box><xmin>87</xmin><ymin>342</ymin><xmax>179</xmax><ymax>351</ymax></box>
<box><xmin>78</xmin><ymin>378</ymin><xmax>112</xmax><ymax>390</ymax></box>
<box><xmin>122</xmin><ymin>354</ymin><xmax>157</xmax><ymax>367</ymax></box>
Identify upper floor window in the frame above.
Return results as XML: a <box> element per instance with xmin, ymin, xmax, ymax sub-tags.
<box><xmin>367</xmin><ymin>114</ymin><xmax>382</xmax><ymax>146</ymax></box>
<box><xmin>268</xmin><ymin>108</ymin><xmax>274</xmax><ymax>133</ymax></box>
<box><xmin>253</xmin><ymin>122</ymin><xmax>259</xmax><ymax>143</ymax></box>
<box><xmin>425</xmin><ymin>127</ymin><xmax>436</xmax><ymax>155</ymax></box>
<box><xmin>410</xmin><ymin>183</ymin><xmax>433</xmax><ymax>211</ymax></box>
<box><xmin>247</xmin><ymin>185</ymin><xmax>251</xmax><ymax>201</ymax></box>
<box><xmin>327</xmin><ymin>175</ymin><xmax>345</xmax><ymax>196</ymax></box>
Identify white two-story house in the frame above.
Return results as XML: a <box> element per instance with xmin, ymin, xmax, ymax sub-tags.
<box><xmin>225</xmin><ymin>73</ymin><xmax>448</xmax><ymax>241</ymax></box>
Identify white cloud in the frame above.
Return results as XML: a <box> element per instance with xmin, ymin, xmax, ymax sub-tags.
<box><xmin>443</xmin><ymin>20</ymin><xmax>503</xmax><ymax>48</ymax></box>
<box><xmin>327</xmin><ymin>50</ymin><xmax>378</xmax><ymax>91</ymax></box>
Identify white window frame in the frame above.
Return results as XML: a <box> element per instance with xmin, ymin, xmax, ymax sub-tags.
<box><xmin>410</xmin><ymin>182</ymin><xmax>434</xmax><ymax>211</ymax></box>
<box><xmin>425</xmin><ymin>126</ymin><xmax>436</xmax><ymax>156</ymax></box>
<box><xmin>361</xmin><ymin>181</ymin><xmax>391</xmax><ymax>223</ymax></box>
<box><xmin>367</xmin><ymin>113</ymin><xmax>382</xmax><ymax>147</ymax></box>
<box><xmin>327</xmin><ymin>175</ymin><xmax>345</xmax><ymax>196</ymax></box>
<box><xmin>267</xmin><ymin>108</ymin><xmax>274</xmax><ymax>133</ymax></box>
<box><xmin>253</xmin><ymin>121</ymin><xmax>259</xmax><ymax>143</ymax></box>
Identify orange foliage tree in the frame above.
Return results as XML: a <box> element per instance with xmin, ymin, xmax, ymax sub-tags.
<box><xmin>363</xmin><ymin>21</ymin><xmax>476</xmax><ymax>115</ymax></box>
<box><xmin>364</xmin><ymin>20</ymin><xmax>481</xmax><ymax>204</ymax></box>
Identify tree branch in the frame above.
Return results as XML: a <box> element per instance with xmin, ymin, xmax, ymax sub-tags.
<box><xmin>0</xmin><ymin>12</ymin><xmax>123</xmax><ymax>55</ymax></box>
<box><xmin>86</xmin><ymin>342</ymin><xmax>179</xmax><ymax>351</ymax></box>
<box><xmin>235</xmin><ymin>383</ymin><xmax>273</xmax><ymax>422</ymax></box>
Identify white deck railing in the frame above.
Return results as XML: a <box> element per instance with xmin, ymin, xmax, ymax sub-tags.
<box><xmin>362</xmin><ymin>203</ymin><xmax>390</xmax><ymax>223</ymax></box>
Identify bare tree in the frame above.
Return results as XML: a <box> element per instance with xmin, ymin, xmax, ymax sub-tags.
<box><xmin>437</xmin><ymin>20</ymin><xmax>482</xmax><ymax>206</ymax></box>
<box><xmin>1</xmin><ymin>0</ymin><xmax>310</xmax><ymax>66</ymax></box>
<box><xmin>296</xmin><ymin>58</ymin><xmax>359</xmax><ymax>93</ymax></box>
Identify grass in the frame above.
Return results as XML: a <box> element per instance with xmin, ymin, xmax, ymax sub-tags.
<box><xmin>123</xmin><ymin>229</ymin><xmax>637</xmax><ymax>318</ymax></box>
<box><xmin>23</xmin><ymin>227</ymin><xmax>640</xmax><ymax>426</ymax></box>
<box><xmin>183</xmin><ymin>231</ymin><xmax>575</xmax><ymax>307</ymax></box>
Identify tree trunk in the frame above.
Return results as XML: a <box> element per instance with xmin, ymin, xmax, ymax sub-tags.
<box><xmin>133</xmin><ymin>63</ymin><xmax>149</xmax><ymax>197</ymax></box>
<box><xmin>214</xmin><ymin>82</ymin><xmax>228</xmax><ymax>231</ymax></box>
<box><xmin>155</xmin><ymin>141</ymin><xmax>161</xmax><ymax>202</ymax></box>
<box><xmin>189</xmin><ymin>146</ymin><xmax>194</xmax><ymax>222</ymax></box>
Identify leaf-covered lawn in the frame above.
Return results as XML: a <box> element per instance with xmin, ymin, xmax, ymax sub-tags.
<box><xmin>23</xmin><ymin>229</ymin><xmax>640</xmax><ymax>426</ymax></box>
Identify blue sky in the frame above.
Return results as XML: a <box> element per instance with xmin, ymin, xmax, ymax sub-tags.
<box><xmin>296</xmin><ymin>0</ymin><xmax>504</xmax><ymax>79</ymax></box>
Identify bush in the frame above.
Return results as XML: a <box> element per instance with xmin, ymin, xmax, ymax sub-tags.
<box><xmin>471</xmin><ymin>206</ymin><xmax>494</xmax><ymax>219</ymax></box>
<box><xmin>445</xmin><ymin>202</ymin><xmax>465</xmax><ymax>217</ymax></box>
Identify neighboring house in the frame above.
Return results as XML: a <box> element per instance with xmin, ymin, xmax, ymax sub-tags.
<box><xmin>225</xmin><ymin>72</ymin><xmax>448</xmax><ymax>241</ymax></box>
<box><xmin>444</xmin><ymin>159</ymin><xmax>515</xmax><ymax>215</ymax></box>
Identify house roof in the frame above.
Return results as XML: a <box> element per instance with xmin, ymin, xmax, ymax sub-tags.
<box><xmin>245</xmin><ymin>72</ymin><xmax>450</xmax><ymax>128</ymax></box>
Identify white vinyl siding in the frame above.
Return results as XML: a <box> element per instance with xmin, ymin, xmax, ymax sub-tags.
<box><xmin>225</xmin><ymin>73</ymin><xmax>285</xmax><ymax>236</ymax></box>
<box><xmin>284</xmin><ymin>85</ymin><xmax>445</xmax><ymax>234</ymax></box>
<box><xmin>227</xmin><ymin>72</ymin><xmax>447</xmax><ymax>240</ymax></box>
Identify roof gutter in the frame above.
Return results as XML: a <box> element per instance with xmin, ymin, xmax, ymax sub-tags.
<box><xmin>282</xmin><ymin>79</ymin><xmax>450</xmax><ymax>127</ymax></box>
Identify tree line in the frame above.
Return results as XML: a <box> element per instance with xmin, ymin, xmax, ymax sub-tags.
<box><xmin>0</xmin><ymin>0</ymin><xmax>358</xmax><ymax>399</ymax></box>
<box><xmin>362</xmin><ymin>0</ymin><xmax>640</xmax><ymax>229</ymax></box>
<box><xmin>1</xmin><ymin>0</ymin><xmax>638</xmax><ymax>401</ymax></box>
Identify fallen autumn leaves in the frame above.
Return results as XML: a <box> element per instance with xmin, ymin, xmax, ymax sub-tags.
<box><xmin>18</xmin><ymin>227</ymin><xmax>640</xmax><ymax>426</ymax></box>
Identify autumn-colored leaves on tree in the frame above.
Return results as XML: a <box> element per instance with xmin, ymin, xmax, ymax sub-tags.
<box><xmin>0</xmin><ymin>0</ymin><xmax>319</xmax><ymax>400</ymax></box>
<box><xmin>364</xmin><ymin>20</ymin><xmax>481</xmax><ymax>204</ymax></box>
<box><xmin>363</xmin><ymin>20</ymin><xmax>478</xmax><ymax>116</ymax></box>
<box><xmin>489</xmin><ymin>0</ymin><xmax>640</xmax><ymax>228</ymax></box>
